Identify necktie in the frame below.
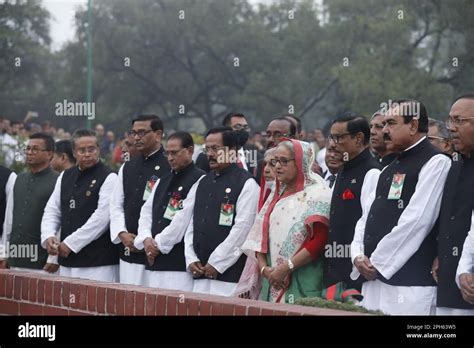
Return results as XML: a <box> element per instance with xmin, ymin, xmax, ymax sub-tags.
<box><xmin>328</xmin><ymin>174</ymin><xmax>336</xmax><ymax>188</ymax></box>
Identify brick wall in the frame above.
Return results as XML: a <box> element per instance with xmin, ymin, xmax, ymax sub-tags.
<box><xmin>0</xmin><ymin>269</ymin><xmax>361</xmax><ymax>316</ymax></box>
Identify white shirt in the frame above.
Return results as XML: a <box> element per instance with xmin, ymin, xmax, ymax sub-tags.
<box><xmin>0</xmin><ymin>172</ymin><xmax>18</xmax><ymax>259</ymax></box>
<box><xmin>456</xmin><ymin>210</ymin><xmax>474</xmax><ymax>288</ymax></box>
<box><xmin>184</xmin><ymin>178</ymin><xmax>260</xmax><ymax>274</ymax></box>
<box><xmin>134</xmin><ymin>175</ymin><xmax>205</xmax><ymax>253</ymax></box>
<box><xmin>351</xmin><ymin>136</ymin><xmax>452</xmax><ymax>280</ymax></box>
<box><xmin>316</xmin><ymin>147</ymin><xmax>328</xmax><ymax>174</ymax></box>
<box><xmin>109</xmin><ymin>164</ymin><xmax>128</xmax><ymax>244</ymax></box>
<box><xmin>41</xmin><ymin>170</ymin><xmax>117</xmax><ymax>254</ymax></box>
<box><xmin>238</xmin><ymin>148</ymin><xmax>248</xmax><ymax>170</ymax></box>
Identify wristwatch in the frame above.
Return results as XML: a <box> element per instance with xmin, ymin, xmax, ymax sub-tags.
<box><xmin>287</xmin><ymin>258</ymin><xmax>295</xmax><ymax>272</ymax></box>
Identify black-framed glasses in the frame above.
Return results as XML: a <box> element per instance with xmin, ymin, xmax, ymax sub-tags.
<box><xmin>164</xmin><ymin>148</ymin><xmax>186</xmax><ymax>157</ymax></box>
<box><xmin>264</xmin><ymin>131</ymin><xmax>289</xmax><ymax>140</ymax></box>
<box><xmin>202</xmin><ymin>145</ymin><xmax>227</xmax><ymax>155</ymax></box>
<box><xmin>445</xmin><ymin>116</ymin><xmax>474</xmax><ymax>128</ymax></box>
<box><xmin>270</xmin><ymin>157</ymin><xmax>295</xmax><ymax>166</ymax></box>
<box><xmin>328</xmin><ymin>132</ymin><xmax>354</xmax><ymax>144</ymax></box>
<box><xmin>23</xmin><ymin>147</ymin><xmax>50</xmax><ymax>154</ymax></box>
<box><xmin>129</xmin><ymin>129</ymin><xmax>153</xmax><ymax>138</ymax></box>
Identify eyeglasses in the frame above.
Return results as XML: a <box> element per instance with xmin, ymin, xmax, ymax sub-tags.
<box><xmin>264</xmin><ymin>160</ymin><xmax>276</xmax><ymax>168</ymax></box>
<box><xmin>164</xmin><ymin>148</ymin><xmax>186</xmax><ymax>157</ymax></box>
<box><xmin>264</xmin><ymin>131</ymin><xmax>289</xmax><ymax>141</ymax></box>
<box><xmin>76</xmin><ymin>147</ymin><xmax>98</xmax><ymax>155</ymax></box>
<box><xmin>427</xmin><ymin>135</ymin><xmax>446</xmax><ymax>142</ymax></box>
<box><xmin>23</xmin><ymin>147</ymin><xmax>50</xmax><ymax>154</ymax></box>
<box><xmin>202</xmin><ymin>145</ymin><xmax>226</xmax><ymax>155</ymax></box>
<box><xmin>445</xmin><ymin>116</ymin><xmax>474</xmax><ymax>128</ymax></box>
<box><xmin>129</xmin><ymin>129</ymin><xmax>153</xmax><ymax>138</ymax></box>
<box><xmin>328</xmin><ymin>132</ymin><xmax>354</xmax><ymax>144</ymax></box>
<box><xmin>270</xmin><ymin>157</ymin><xmax>295</xmax><ymax>166</ymax></box>
<box><xmin>232</xmin><ymin>124</ymin><xmax>251</xmax><ymax>131</ymax></box>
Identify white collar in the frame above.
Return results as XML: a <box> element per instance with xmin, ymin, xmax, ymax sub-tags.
<box><xmin>403</xmin><ymin>136</ymin><xmax>426</xmax><ymax>152</ymax></box>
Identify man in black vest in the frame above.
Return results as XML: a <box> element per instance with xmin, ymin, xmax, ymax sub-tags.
<box><xmin>184</xmin><ymin>127</ymin><xmax>259</xmax><ymax>296</ymax></box>
<box><xmin>324</xmin><ymin>114</ymin><xmax>381</xmax><ymax>291</ymax></box>
<box><xmin>41</xmin><ymin>129</ymin><xmax>119</xmax><ymax>282</ymax></box>
<box><xmin>351</xmin><ymin>99</ymin><xmax>451</xmax><ymax>315</ymax></box>
<box><xmin>370</xmin><ymin>111</ymin><xmax>397</xmax><ymax>167</ymax></box>
<box><xmin>196</xmin><ymin>113</ymin><xmax>260</xmax><ymax>175</ymax></box>
<box><xmin>109</xmin><ymin>115</ymin><xmax>169</xmax><ymax>285</ymax></box>
<box><xmin>434</xmin><ymin>94</ymin><xmax>474</xmax><ymax>315</ymax></box>
<box><xmin>134</xmin><ymin>131</ymin><xmax>204</xmax><ymax>291</ymax></box>
<box><xmin>1</xmin><ymin>134</ymin><xmax>58</xmax><ymax>273</ymax></box>
<box><xmin>0</xmin><ymin>165</ymin><xmax>16</xmax><ymax>269</ymax></box>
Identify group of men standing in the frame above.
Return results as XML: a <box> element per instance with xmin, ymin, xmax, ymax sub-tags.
<box><xmin>0</xmin><ymin>95</ymin><xmax>473</xmax><ymax>315</ymax></box>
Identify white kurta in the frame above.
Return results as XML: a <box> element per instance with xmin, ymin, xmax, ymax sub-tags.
<box><xmin>135</xmin><ymin>176</ymin><xmax>204</xmax><ymax>291</ymax></box>
<box><xmin>109</xmin><ymin>164</ymin><xmax>146</xmax><ymax>285</ymax></box>
<box><xmin>351</xmin><ymin>137</ymin><xmax>452</xmax><ymax>315</ymax></box>
<box><xmin>184</xmin><ymin>178</ymin><xmax>260</xmax><ymax>297</ymax></box>
<box><xmin>0</xmin><ymin>172</ymin><xmax>18</xmax><ymax>260</ymax></box>
<box><xmin>41</xmin><ymin>170</ymin><xmax>119</xmax><ymax>282</ymax></box>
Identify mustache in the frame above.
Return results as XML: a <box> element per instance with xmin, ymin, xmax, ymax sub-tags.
<box><xmin>383</xmin><ymin>133</ymin><xmax>391</xmax><ymax>141</ymax></box>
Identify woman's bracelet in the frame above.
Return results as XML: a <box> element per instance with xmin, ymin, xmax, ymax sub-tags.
<box><xmin>260</xmin><ymin>266</ymin><xmax>267</xmax><ymax>275</ymax></box>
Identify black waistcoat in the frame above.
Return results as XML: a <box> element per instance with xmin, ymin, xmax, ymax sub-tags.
<box><xmin>59</xmin><ymin>161</ymin><xmax>118</xmax><ymax>267</ymax></box>
<box><xmin>0</xmin><ymin>165</ymin><xmax>12</xmax><ymax>238</ymax></box>
<box><xmin>193</xmin><ymin>164</ymin><xmax>254</xmax><ymax>283</ymax></box>
<box><xmin>437</xmin><ymin>152</ymin><xmax>474</xmax><ymax>309</ymax></box>
<box><xmin>146</xmin><ymin>163</ymin><xmax>204</xmax><ymax>272</ymax></box>
<box><xmin>364</xmin><ymin>139</ymin><xmax>441</xmax><ymax>286</ymax></box>
<box><xmin>121</xmin><ymin>147</ymin><xmax>170</xmax><ymax>264</ymax></box>
<box><xmin>325</xmin><ymin>148</ymin><xmax>382</xmax><ymax>289</ymax></box>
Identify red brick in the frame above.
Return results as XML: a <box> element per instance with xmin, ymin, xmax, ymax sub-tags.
<box><xmin>124</xmin><ymin>291</ymin><xmax>135</xmax><ymax>315</ymax></box>
<box><xmin>261</xmin><ymin>308</ymin><xmax>273</xmax><ymax>316</ymax></box>
<box><xmin>61</xmin><ymin>281</ymin><xmax>70</xmax><ymax>307</ymax></box>
<box><xmin>6</xmin><ymin>274</ymin><xmax>14</xmax><ymax>298</ymax></box>
<box><xmin>19</xmin><ymin>303</ymin><xmax>44</xmax><ymax>315</ymax></box>
<box><xmin>155</xmin><ymin>295</ymin><xmax>167</xmax><ymax>315</ymax></box>
<box><xmin>0</xmin><ymin>298</ymin><xmax>19</xmax><ymax>315</ymax></box>
<box><xmin>0</xmin><ymin>273</ymin><xmax>6</xmax><ymax>297</ymax></box>
<box><xmin>199</xmin><ymin>301</ymin><xmax>211</xmax><ymax>316</ymax></box>
<box><xmin>234</xmin><ymin>305</ymin><xmax>247</xmax><ymax>316</ymax></box>
<box><xmin>21</xmin><ymin>277</ymin><xmax>29</xmax><ymax>301</ymax></box>
<box><xmin>272</xmin><ymin>310</ymin><xmax>288</xmax><ymax>316</ymax></box>
<box><xmin>43</xmin><ymin>306</ymin><xmax>69</xmax><ymax>315</ymax></box>
<box><xmin>211</xmin><ymin>302</ymin><xmax>223</xmax><ymax>316</ymax></box>
<box><xmin>37</xmin><ymin>278</ymin><xmax>45</xmax><ymax>303</ymax></box>
<box><xmin>69</xmin><ymin>283</ymin><xmax>80</xmax><ymax>309</ymax></box>
<box><xmin>53</xmin><ymin>281</ymin><xmax>62</xmax><ymax>306</ymax></box>
<box><xmin>44</xmin><ymin>279</ymin><xmax>54</xmax><ymax>305</ymax></box>
<box><xmin>115</xmin><ymin>289</ymin><xmax>125</xmax><ymax>316</ymax></box>
<box><xmin>247</xmin><ymin>306</ymin><xmax>261</xmax><ymax>316</ymax></box>
<box><xmin>13</xmin><ymin>275</ymin><xmax>22</xmax><ymax>300</ymax></box>
<box><xmin>186</xmin><ymin>299</ymin><xmax>200</xmax><ymax>316</ymax></box>
<box><xmin>28</xmin><ymin>277</ymin><xmax>38</xmax><ymax>302</ymax></box>
<box><xmin>87</xmin><ymin>285</ymin><xmax>97</xmax><ymax>312</ymax></box>
<box><xmin>106</xmin><ymin>288</ymin><xmax>116</xmax><ymax>315</ymax></box>
<box><xmin>135</xmin><ymin>292</ymin><xmax>145</xmax><ymax>316</ymax></box>
<box><xmin>145</xmin><ymin>293</ymin><xmax>156</xmax><ymax>316</ymax></box>
<box><xmin>166</xmin><ymin>295</ymin><xmax>178</xmax><ymax>316</ymax></box>
<box><xmin>96</xmin><ymin>287</ymin><xmax>106</xmax><ymax>314</ymax></box>
<box><xmin>222</xmin><ymin>303</ymin><xmax>234</xmax><ymax>316</ymax></box>
<box><xmin>78</xmin><ymin>284</ymin><xmax>87</xmax><ymax>310</ymax></box>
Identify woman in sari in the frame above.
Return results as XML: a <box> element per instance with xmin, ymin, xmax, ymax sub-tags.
<box><xmin>241</xmin><ymin>139</ymin><xmax>331</xmax><ymax>302</ymax></box>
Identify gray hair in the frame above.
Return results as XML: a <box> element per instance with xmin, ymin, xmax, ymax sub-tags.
<box><xmin>428</xmin><ymin>118</ymin><xmax>450</xmax><ymax>139</ymax></box>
